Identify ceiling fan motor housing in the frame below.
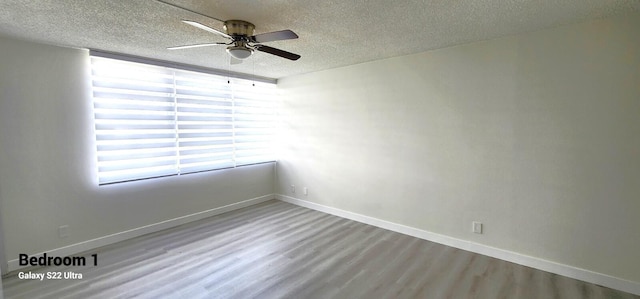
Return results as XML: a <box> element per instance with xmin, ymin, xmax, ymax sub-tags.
<box><xmin>223</xmin><ymin>20</ymin><xmax>255</xmax><ymax>37</ymax></box>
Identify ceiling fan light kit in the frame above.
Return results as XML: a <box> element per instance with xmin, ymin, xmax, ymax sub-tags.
<box><xmin>226</xmin><ymin>45</ymin><xmax>254</xmax><ymax>60</ymax></box>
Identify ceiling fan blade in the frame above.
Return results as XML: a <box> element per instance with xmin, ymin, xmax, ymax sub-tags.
<box><xmin>167</xmin><ymin>43</ymin><xmax>226</xmax><ymax>50</ymax></box>
<box><xmin>182</xmin><ymin>20</ymin><xmax>231</xmax><ymax>39</ymax></box>
<box><xmin>249</xmin><ymin>30</ymin><xmax>299</xmax><ymax>43</ymax></box>
<box><xmin>155</xmin><ymin>0</ymin><xmax>224</xmax><ymax>22</ymax></box>
<box><xmin>256</xmin><ymin>45</ymin><xmax>300</xmax><ymax>60</ymax></box>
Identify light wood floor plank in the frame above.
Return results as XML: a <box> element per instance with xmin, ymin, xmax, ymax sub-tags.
<box><xmin>2</xmin><ymin>200</ymin><xmax>637</xmax><ymax>299</ymax></box>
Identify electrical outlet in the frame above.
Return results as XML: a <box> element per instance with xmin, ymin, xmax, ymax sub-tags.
<box><xmin>58</xmin><ymin>225</ymin><xmax>70</xmax><ymax>238</ymax></box>
<box><xmin>472</xmin><ymin>222</ymin><xmax>483</xmax><ymax>234</ymax></box>
<box><xmin>291</xmin><ymin>185</ymin><xmax>296</xmax><ymax>194</ymax></box>
<box><xmin>303</xmin><ymin>187</ymin><xmax>308</xmax><ymax>196</ymax></box>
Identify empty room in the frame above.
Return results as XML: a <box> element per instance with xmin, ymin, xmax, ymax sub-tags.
<box><xmin>0</xmin><ymin>0</ymin><xmax>639</xmax><ymax>298</ymax></box>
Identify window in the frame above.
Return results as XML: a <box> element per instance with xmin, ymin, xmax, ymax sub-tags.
<box><xmin>90</xmin><ymin>55</ymin><xmax>277</xmax><ymax>185</ymax></box>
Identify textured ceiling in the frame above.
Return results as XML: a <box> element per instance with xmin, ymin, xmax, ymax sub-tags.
<box><xmin>0</xmin><ymin>0</ymin><xmax>638</xmax><ymax>79</ymax></box>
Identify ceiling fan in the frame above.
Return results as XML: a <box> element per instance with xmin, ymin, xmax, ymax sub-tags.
<box><xmin>168</xmin><ymin>19</ymin><xmax>301</xmax><ymax>61</ymax></box>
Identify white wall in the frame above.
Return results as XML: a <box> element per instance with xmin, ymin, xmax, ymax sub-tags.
<box><xmin>277</xmin><ymin>12</ymin><xmax>640</xmax><ymax>284</ymax></box>
<box><xmin>0</xmin><ymin>36</ymin><xmax>274</xmax><ymax>269</ymax></box>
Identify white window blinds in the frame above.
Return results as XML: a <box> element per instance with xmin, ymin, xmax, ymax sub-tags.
<box><xmin>91</xmin><ymin>56</ymin><xmax>276</xmax><ymax>185</ymax></box>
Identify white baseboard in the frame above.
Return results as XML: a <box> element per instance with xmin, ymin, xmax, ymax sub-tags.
<box><xmin>276</xmin><ymin>194</ymin><xmax>640</xmax><ymax>296</ymax></box>
<box><xmin>6</xmin><ymin>194</ymin><xmax>274</xmax><ymax>273</ymax></box>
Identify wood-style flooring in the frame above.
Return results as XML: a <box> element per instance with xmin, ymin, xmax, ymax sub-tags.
<box><xmin>2</xmin><ymin>200</ymin><xmax>638</xmax><ymax>298</ymax></box>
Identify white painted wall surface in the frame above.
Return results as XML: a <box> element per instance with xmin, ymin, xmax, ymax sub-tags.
<box><xmin>0</xmin><ymin>36</ymin><xmax>274</xmax><ymax>268</ymax></box>
<box><xmin>276</xmin><ymin>13</ymin><xmax>640</xmax><ymax>283</ymax></box>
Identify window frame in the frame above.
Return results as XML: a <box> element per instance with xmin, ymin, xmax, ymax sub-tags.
<box><xmin>90</xmin><ymin>52</ymin><xmax>277</xmax><ymax>185</ymax></box>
